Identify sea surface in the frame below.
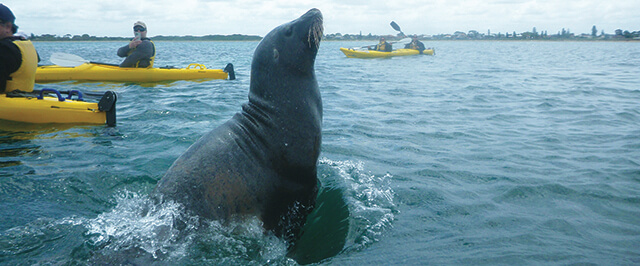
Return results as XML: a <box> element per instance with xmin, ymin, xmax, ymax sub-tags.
<box><xmin>1</xmin><ymin>40</ymin><xmax>639</xmax><ymax>265</ymax></box>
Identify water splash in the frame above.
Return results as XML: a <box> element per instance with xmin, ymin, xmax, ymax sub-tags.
<box><xmin>81</xmin><ymin>190</ymin><xmax>293</xmax><ymax>264</ymax></box>
<box><xmin>188</xmin><ymin>218</ymin><xmax>291</xmax><ymax>264</ymax></box>
<box><xmin>84</xmin><ymin>190</ymin><xmax>195</xmax><ymax>260</ymax></box>
<box><xmin>0</xmin><ymin>159</ymin><xmax>396</xmax><ymax>264</ymax></box>
<box><xmin>318</xmin><ymin>158</ymin><xmax>396</xmax><ymax>252</ymax></box>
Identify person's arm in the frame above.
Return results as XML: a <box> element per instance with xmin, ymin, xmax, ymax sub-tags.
<box><xmin>0</xmin><ymin>41</ymin><xmax>22</xmax><ymax>93</ymax></box>
<box><xmin>119</xmin><ymin>40</ymin><xmax>153</xmax><ymax>67</ymax></box>
<box><xmin>117</xmin><ymin>44</ymin><xmax>132</xmax><ymax>58</ymax></box>
<box><xmin>0</xmin><ymin>56</ymin><xmax>9</xmax><ymax>92</ymax></box>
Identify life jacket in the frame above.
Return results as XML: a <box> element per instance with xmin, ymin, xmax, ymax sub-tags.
<box><xmin>127</xmin><ymin>39</ymin><xmax>156</xmax><ymax>68</ymax></box>
<box><xmin>377</xmin><ymin>41</ymin><xmax>388</xmax><ymax>51</ymax></box>
<box><xmin>6</xmin><ymin>39</ymin><xmax>37</xmax><ymax>93</ymax></box>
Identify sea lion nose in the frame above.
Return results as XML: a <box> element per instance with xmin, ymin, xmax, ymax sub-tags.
<box><xmin>306</xmin><ymin>8</ymin><xmax>321</xmax><ymax>16</ymax></box>
<box><xmin>300</xmin><ymin>9</ymin><xmax>323</xmax><ymax>50</ymax></box>
<box><xmin>301</xmin><ymin>8</ymin><xmax>323</xmax><ymax>23</ymax></box>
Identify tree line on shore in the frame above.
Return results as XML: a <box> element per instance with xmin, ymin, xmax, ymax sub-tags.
<box><xmin>28</xmin><ymin>33</ymin><xmax>262</xmax><ymax>42</ymax></box>
<box><xmin>27</xmin><ymin>25</ymin><xmax>639</xmax><ymax>42</ymax></box>
<box><xmin>326</xmin><ymin>26</ymin><xmax>640</xmax><ymax>41</ymax></box>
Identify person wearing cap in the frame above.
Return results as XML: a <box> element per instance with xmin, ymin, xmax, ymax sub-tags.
<box><xmin>404</xmin><ymin>35</ymin><xmax>425</xmax><ymax>54</ymax></box>
<box><xmin>371</xmin><ymin>37</ymin><xmax>392</xmax><ymax>52</ymax></box>
<box><xmin>117</xmin><ymin>21</ymin><xmax>155</xmax><ymax>68</ymax></box>
<box><xmin>0</xmin><ymin>3</ymin><xmax>38</xmax><ymax>93</ymax></box>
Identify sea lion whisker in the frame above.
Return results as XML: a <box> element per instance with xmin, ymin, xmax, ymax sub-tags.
<box><xmin>307</xmin><ymin>17</ymin><xmax>323</xmax><ymax>49</ymax></box>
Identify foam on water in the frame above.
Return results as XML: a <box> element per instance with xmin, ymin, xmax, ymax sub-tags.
<box><xmin>84</xmin><ymin>191</ymin><xmax>193</xmax><ymax>260</ymax></box>
<box><xmin>318</xmin><ymin>158</ymin><xmax>396</xmax><ymax>252</ymax></box>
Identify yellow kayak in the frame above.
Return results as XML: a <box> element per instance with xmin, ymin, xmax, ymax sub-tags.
<box><xmin>340</xmin><ymin>48</ymin><xmax>435</xmax><ymax>58</ymax></box>
<box><xmin>0</xmin><ymin>89</ymin><xmax>117</xmax><ymax>126</ymax></box>
<box><xmin>35</xmin><ymin>63</ymin><xmax>235</xmax><ymax>83</ymax></box>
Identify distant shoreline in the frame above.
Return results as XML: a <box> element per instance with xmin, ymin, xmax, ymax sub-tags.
<box><xmin>31</xmin><ymin>39</ymin><xmax>639</xmax><ymax>42</ymax></box>
<box><xmin>26</xmin><ymin>33</ymin><xmax>639</xmax><ymax>42</ymax></box>
<box><xmin>27</xmin><ymin>34</ymin><xmax>263</xmax><ymax>42</ymax></box>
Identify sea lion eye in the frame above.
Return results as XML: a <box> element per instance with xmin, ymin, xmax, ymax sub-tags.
<box><xmin>273</xmin><ymin>48</ymin><xmax>279</xmax><ymax>61</ymax></box>
<box><xmin>285</xmin><ymin>26</ymin><xmax>293</xmax><ymax>37</ymax></box>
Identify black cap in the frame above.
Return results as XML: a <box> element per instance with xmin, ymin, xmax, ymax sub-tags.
<box><xmin>0</xmin><ymin>4</ymin><xmax>16</xmax><ymax>23</ymax></box>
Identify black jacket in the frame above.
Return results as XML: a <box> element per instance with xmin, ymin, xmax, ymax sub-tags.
<box><xmin>405</xmin><ymin>40</ymin><xmax>425</xmax><ymax>52</ymax></box>
<box><xmin>117</xmin><ymin>38</ymin><xmax>155</xmax><ymax>68</ymax></box>
<box><xmin>0</xmin><ymin>37</ymin><xmax>22</xmax><ymax>93</ymax></box>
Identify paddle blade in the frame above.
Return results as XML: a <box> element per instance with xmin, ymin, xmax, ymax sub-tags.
<box><xmin>395</xmin><ymin>37</ymin><xmax>412</xmax><ymax>45</ymax></box>
<box><xmin>50</xmin><ymin>52</ymin><xmax>87</xmax><ymax>67</ymax></box>
<box><xmin>390</xmin><ymin>21</ymin><xmax>401</xmax><ymax>32</ymax></box>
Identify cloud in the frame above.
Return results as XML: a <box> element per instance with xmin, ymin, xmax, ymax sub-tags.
<box><xmin>3</xmin><ymin>0</ymin><xmax>639</xmax><ymax>37</ymax></box>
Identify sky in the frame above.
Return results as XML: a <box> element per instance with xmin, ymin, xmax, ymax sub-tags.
<box><xmin>3</xmin><ymin>0</ymin><xmax>639</xmax><ymax>38</ymax></box>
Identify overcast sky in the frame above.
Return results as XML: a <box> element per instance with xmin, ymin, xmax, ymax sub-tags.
<box><xmin>4</xmin><ymin>0</ymin><xmax>639</xmax><ymax>38</ymax></box>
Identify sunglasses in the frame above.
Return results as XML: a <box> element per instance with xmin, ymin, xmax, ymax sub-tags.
<box><xmin>133</xmin><ymin>26</ymin><xmax>146</xmax><ymax>32</ymax></box>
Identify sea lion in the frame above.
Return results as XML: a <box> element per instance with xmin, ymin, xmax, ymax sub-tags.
<box><xmin>153</xmin><ymin>8</ymin><xmax>323</xmax><ymax>243</ymax></box>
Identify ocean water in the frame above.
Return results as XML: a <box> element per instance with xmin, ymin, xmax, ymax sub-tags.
<box><xmin>1</xmin><ymin>40</ymin><xmax>639</xmax><ymax>265</ymax></box>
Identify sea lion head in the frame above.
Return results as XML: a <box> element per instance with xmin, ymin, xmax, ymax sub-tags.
<box><xmin>250</xmin><ymin>8</ymin><xmax>323</xmax><ymax>96</ymax></box>
<box><xmin>242</xmin><ymin>8</ymin><xmax>323</xmax><ymax>177</ymax></box>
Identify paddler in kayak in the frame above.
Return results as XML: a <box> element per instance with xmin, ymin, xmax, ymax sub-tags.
<box><xmin>405</xmin><ymin>35</ymin><xmax>426</xmax><ymax>54</ymax></box>
<box><xmin>117</xmin><ymin>21</ymin><xmax>155</xmax><ymax>68</ymax></box>
<box><xmin>370</xmin><ymin>37</ymin><xmax>392</xmax><ymax>52</ymax></box>
<box><xmin>0</xmin><ymin>3</ymin><xmax>38</xmax><ymax>94</ymax></box>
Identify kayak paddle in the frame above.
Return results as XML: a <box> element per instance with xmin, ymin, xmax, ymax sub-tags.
<box><xmin>391</xmin><ymin>37</ymin><xmax>411</xmax><ymax>45</ymax></box>
<box><xmin>348</xmin><ymin>21</ymin><xmax>410</xmax><ymax>51</ymax></box>
<box><xmin>390</xmin><ymin>21</ymin><xmax>413</xmax><ymax>47</ymax></box>
<box><xmin>50</xmin><ymin>52</ymin><xmax>119</xmax><ymax>67</ymax></box>
<box><xmin>390</xmin><ymin>21</ymin><xmax>407</xmax><ymax>38</ymax></box>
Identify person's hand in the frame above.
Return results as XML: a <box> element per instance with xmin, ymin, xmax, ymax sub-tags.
<box><xmin>129</xmin><ymin>38</ymin><xmax>142</xmax><ymax>49</ymax></box>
